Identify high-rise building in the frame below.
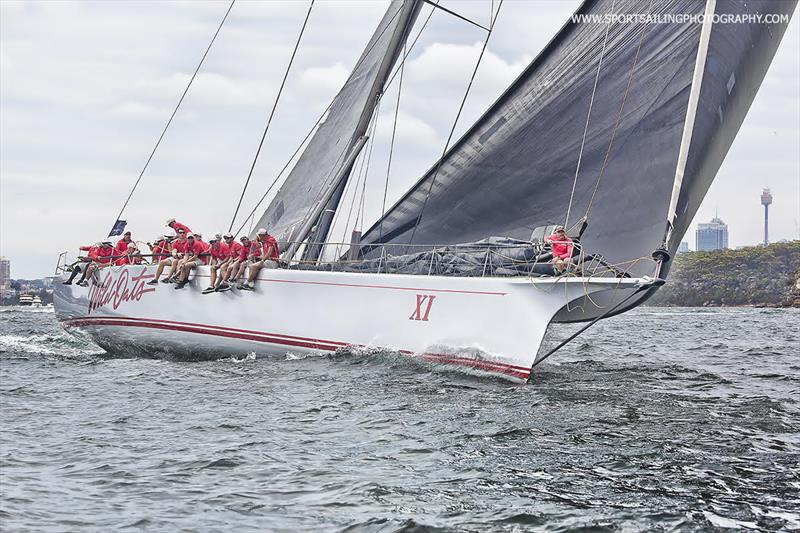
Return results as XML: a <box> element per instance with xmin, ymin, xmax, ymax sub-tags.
<box><xmin>696</xmin><ymin>217</ymin><xmax>729</xmax><ymax>251</ymax></box>
<box><xmin>678</xmin><ymin>241</ymin><xmax>690</xmax><ymax>254</ymax></box>
<box><xmin>0</xmin><ymin>257</ymin><xmax>10</xmax><ymax>292</ymax></box>
<box><xmin>761</xmin><ymin>188</ymin><xmax>772</xmax><ymax>245</ymax></box>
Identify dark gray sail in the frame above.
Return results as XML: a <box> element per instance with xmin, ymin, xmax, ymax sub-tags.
<box><xmin>667</xmin><ymin>0</ymin><xmax>798</xmax><ymax>253</ymax></box>
<box><xmin>252</xmin><ymin>0</ymin><xmax>421</xmax><ymax>257</ymax></box>
<box><xmin>359</xmin><ymin>0</ymin><xmax>795</xmax><ymax>303</ymax></box>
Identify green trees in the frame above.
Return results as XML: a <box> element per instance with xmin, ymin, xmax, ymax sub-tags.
<box><xmin>648</xmin><ymin>241</ymin><xmax>800</xmax><ymax>307</ymax></box>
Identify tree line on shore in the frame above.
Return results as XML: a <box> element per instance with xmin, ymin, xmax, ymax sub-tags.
<box><xmin>646</xmin><ymin>241</ymin><xmax>800</xmax><ymax>307</ymax></box>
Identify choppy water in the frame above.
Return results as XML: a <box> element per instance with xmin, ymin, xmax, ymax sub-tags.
<box><xmin>1</xmin><ymin>306</ymin><xmax>798</xmax><ymax>532</ymax></box>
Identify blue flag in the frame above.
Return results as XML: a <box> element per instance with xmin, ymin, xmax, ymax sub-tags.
<box><xmin>108</xmin><ymin>219</ymin><xmax>127</xmax><ymax>237</ymax></box>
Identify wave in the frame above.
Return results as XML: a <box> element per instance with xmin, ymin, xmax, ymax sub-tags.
<box><xmin>0</xmin><ymin>332</ymin><xmax>104</xmax><ymax>358</ymax></box>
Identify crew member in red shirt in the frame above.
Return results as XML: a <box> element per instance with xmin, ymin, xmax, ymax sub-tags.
<box><xmin>147</xmin><ymin>229</ymin><xmax>188</xmax><ymax>285</ymax></box>
<box><xmin>147</xmin><ymin>236</ymin><xmax>172</xmax><ymax>264</ymax></box>
<box><xmin>79</xmin><ymin>241</ymin><xmax>114</xmax><ymax>286</ymax></box>
<box><xmin>114</xmin><ymin>243</ymin><xmax>141</xmax><ymax>266</ymax></box>
<box><xmin>174</xmin><ymin>234</ymin><xmax>209</xmax><ymax>290</ymax></box>
<box><xmin>215</xmin><ymin>233</ymin><xmax>242</xmax><ymax>292</ymax></box>
<box><xmin>225</xmin><ymin>235</ymin><xmax>253</xmax><ymax>290</ymax></box>
<box><xmin>240</xmin><ymin>228</ymin><xmax>280</xmax><ymax>291</ymax></box>
<box><xmin>166</xmin><ymin>218</ymin><xmax>192</xmax><ymax>236</ymax></box>
<box><xmin>203</xmin><ymin>235</ymin><xmax>230</xmax><ymax>294</ymax></box>
<box><xmin>114</xmin><ymin>231</ymin><xmax>133</xmax><ymax>256</ymax></box>
<box><xmin>545</xmin><ymin>225</ymin><xmax>574</xmax><ymax>273</ymax></box>
<box><xmin>64</xmin><ymin>242</ymin><xmax>99</xmax><ymax>285</ymax></box>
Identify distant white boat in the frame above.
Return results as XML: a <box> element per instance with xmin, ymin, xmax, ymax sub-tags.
<box><xmin>32</xmin><ymin>296</ymin><xmax>43</xmax><ymax>307</ymax></box>
<box><xmin>18</xmin><ymin>294</ymin><xmax>34</xmax><ymax>306</ymax></box>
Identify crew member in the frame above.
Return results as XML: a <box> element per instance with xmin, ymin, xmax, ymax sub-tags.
<box><xmin>79</xmin><ymin>241</ymin><xmax>114</xmax><ymax>286</ymax></box>
<box><xmin>545</xmin><ymin>225</ymin><xmax>574</xmax><ymax>273</ymax></box>
<box><xmin>147</xmin><ymin>236</ymin><xmax>172</xmax><ymax>264</ymax></box>
<box><xmin>147</xmin><ymin>229</ymin><xmax>188</xmax><ymax>285</ymax></box>
<box><xmin>174</xmin><ymin>233</ymin><xmax>209</xmax><ymax>290</ymax></box>
<box><xmin>63</xmin><ymin>242</ymin><xmax>99</xmax><ymax>285</ymax></box>
<box><xmin>114</xmin><ymin>231</ymin><xmax>133</xmax><ymax>256</ymax></box>
<box><xmin>114</xmin><ymin>243</ymin><xmax>140</xmax><ymax>266</ymax></box>
<box><xmin>215</xmin><ymin>233</ymin><xmax>242</xmax><ymax>292</ymax></box>
<box><xmin>166</xmin><ymin>218</ymin><xmax>192</xmax><ymax>236</ymax></box>
<box><xmin>240</xmin><ymin>228</ymin><xmax>280</xmax><ymax>291</ymax></box>
<box><xmin>226</xmin><ymin>236</ymin><xmax>253</xmax><ymax>291</ymax></box>
<box><xmin>203</xmin><ymin>235</ymin><xmax>230</xmax><ymax>294</ymax></box>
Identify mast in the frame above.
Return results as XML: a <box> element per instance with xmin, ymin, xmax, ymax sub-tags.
<box><xmin>301</xmin><ymin>0</ymin><xmax>422</xmax><ymax>262</ymax></box>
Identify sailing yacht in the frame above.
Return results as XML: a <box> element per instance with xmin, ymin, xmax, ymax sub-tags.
<box><xmin>53</xmin><ymin>0</ymin><xmax>796</xmax><ymax>382</ymax></box>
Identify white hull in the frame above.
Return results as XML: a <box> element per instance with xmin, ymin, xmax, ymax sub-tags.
<box><xmin>53</xmin><ymin>265</ymin><xmax>645</xmax><ymax>382</ymax></box>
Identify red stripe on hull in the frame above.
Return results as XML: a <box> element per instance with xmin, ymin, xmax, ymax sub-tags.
<box><xmin>61</xmin><ymin>316</ymin><xmax>530</xmax><ymax>381</ymax></box>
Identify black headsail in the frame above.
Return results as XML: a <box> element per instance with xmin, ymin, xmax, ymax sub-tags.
<box><xmin>251</xmin><ymin>0</ymin><xmax>422</xmax><ymax>260</ymax></box>
<box><xmin>357</xmin><ymin>0</ymin><xmax>795</xmax><ymax>319</ymax></box>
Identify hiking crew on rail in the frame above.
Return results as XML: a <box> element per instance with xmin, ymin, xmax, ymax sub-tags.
<box><xmin>64</xmin><ymin>218</ymin><xmax>280</xmax><ymax>294</ymax></box>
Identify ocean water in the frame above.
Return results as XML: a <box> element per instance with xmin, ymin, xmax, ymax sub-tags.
<box><xmin>0</xmin><ymin>306</ymin><xmax>798</xmax><ymax>532</ymax></box>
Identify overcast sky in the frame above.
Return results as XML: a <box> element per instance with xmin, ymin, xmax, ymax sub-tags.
<box><xmin>1</xmin><ymin>0</ymin><xmax>798</xmax><ymax>279</ymax></box>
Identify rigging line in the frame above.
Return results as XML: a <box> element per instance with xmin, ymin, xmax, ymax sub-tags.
<box><xmin>234</xmin><ymin>4</ymin><xmax>410</xmax><ymax>237</ymax></box>
<box><xmin>107</xmin><ymin>0</ymin><xmax>234</xmax><ymax>236</ymax></box>
<box><xmin>342</xmin><ymin>104</ymin><xmax>380</xmax><ymax>246</ymax></box>
<box><xmin>357</xmin><ymin>99</ymin><xmax>381</xmax><ymax>234</ymax></box>
<box><xmin>234</xmin><ymin>101</ymin><xmax>331</xmax><ymax>237</ymax></box>
<box><xmin>228</xmin><ymin>0</ymin><xmax>314</xmax><ymax>233</ymax></box>
<box><xmin>584</xmin><ymin>0</ymin><xmax>653</xmax><ymax>219</ymax></box>
<box><xmin>406</xmin><ymin>0</ymin><xmax>504</xmax><ymax>248</ymax></box>
<box><xmin>380</xmin><ymin>40</ymin><xmax>407</xmax><ymax>240</ymax></box>
<box><xmin>564</xmin><ymin>0</ymin><xmax>615</xmax><ymax>229</ymax></box>
<box><xmin>386</xmin><ymin>2</ymin><xmax>436</xmax><ymax>89</ymax></box>
<box><xmin>329</xmin><ymin>114</ymin><xmax>375</xmax><ymax>258</ymax></box>
<box><xmin>422</xmin><ymin>0</ymin><xmax>489</xmax><ymax>32</ymax></box>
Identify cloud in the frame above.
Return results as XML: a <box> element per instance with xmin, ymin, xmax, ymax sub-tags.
<box><xmin>298</xmin><ymin>62</ymin><xmax>350</xmax><ymax>96</ymax></box>
<box><xmin>107</xmin><ymin>101</ymin><xmax>168</xmax><ymax>119</ymax></box>
<box><xmin>375</xmin><ymin>110</ymin><xmax>438</xmax><ymax>147</ymax></box>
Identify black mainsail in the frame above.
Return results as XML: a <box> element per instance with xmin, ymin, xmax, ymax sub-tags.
<box><xmin>357</xmin><ymin>0</ymin><xmax>796</xmax><ymax>290</ymax></box>
<box><xmin>251</xmin><ymin>0</ymin><xmax>422</xmax><ymax>259</ymax></box>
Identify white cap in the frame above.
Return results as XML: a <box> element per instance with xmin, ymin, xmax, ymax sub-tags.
<box><xmin>186</xmin><ymin>233</ymin><xmax>195</xmax><ymax>238</ymax></box>
<box><xmin>257</xmin><ymin>228</ymin><xmax>267</xmax><ymax>235</ymax></box>
<box><xmin>127</xmin><ymin>243</ymin><xmax>137</xmax><ymax>250</ymax></box>
<box><xmin>166</xmin><ymin>218</ymin><xmax>176</xmax><ymax>226</ymax></box>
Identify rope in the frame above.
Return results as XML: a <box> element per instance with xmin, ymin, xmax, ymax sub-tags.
<box><xmin>340</xmin><ymin>106</ymin><xmax>380</xmax><ymax>248</ymax></box>
<box><xmin>380</xmin><ymin>40</ymin><xmax>406</xmax><ymax>239</ymax></box>
<box><xmin>564</xmin><ymin>0</ymin><xmax>614</xmax><ymax>228</ymax></box>
<box><xmin>357</xmin><ymin>99</ymin><xmax>381</xmax><ymax>234</ymax></box>
<box><xmin>107</xmin><ymin>0</ymin><xmax>235</xmax><ymax>236</ymax></box>
<box><xmin>329</xmin><ymin>114</ymin><xmax>375</xmax><ymax>259</ymax></box>
<box><xmin>406</xmin><ymin>0</ymin><xmax>504</xmax><ymax>249</ymax></box>
<box><xmin>584</xmin><ymin>0</ymin><xmax>652</xmax><ymax>219</ymax></box>
<box><xmin>233</xmin><ymin>3</ymin><xmax>416</xmax><ymax>237</ymax></box>
<box><xmin>228</xmin><ymin>0</ymin><xmax>314</xmax><ymax>232</ymax></box>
